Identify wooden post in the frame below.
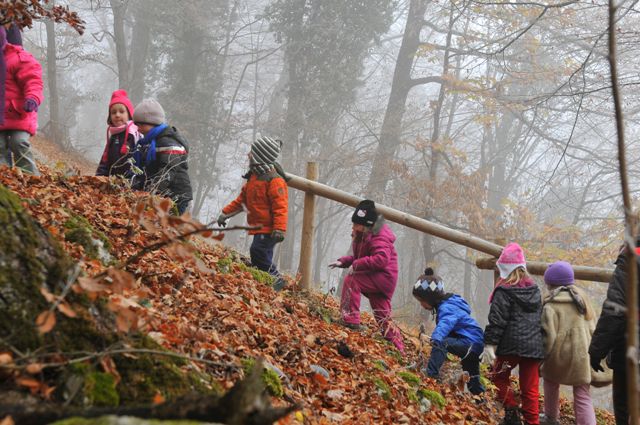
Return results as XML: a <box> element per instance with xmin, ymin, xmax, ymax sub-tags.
<box><xmin>297</xmin><ymin>162</ymin><xmax>318</xmax><ymax>291</ymax></box>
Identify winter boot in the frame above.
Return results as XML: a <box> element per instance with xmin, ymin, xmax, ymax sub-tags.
<box><xmin>501</xmin><ymin>407</ymin><xmax>522</xmax><ymax>425</ymax></box>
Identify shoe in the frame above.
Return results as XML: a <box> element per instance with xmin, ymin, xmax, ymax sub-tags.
<box><xmin>337</xmin><ymin>319</ymin><xmax>361</xmax><ymax>330</ymax></box>
<box><xmin>501</xmin><ymin>407</ymin><xmax>522</xmax><ymax>425</ymax></box>
<box><xmin>272</xmin><ymin>277</ymin><xmax>286</xmax><ymax>291</ymax></box>
<box><xmin>539</xmin><ymin>414</ymin><xmax>559</xmax><ymax>425</ymax></box>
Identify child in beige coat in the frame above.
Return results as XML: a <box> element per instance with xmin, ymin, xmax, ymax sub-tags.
<box><xmin>541</xmin><ymin>261</ymin><xmax>610</xmax><ymax>425</ymax></box>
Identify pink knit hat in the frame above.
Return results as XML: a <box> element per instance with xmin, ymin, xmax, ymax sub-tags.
<box><xmin>496</xmin><ymin>242</ymin><xmax>527</xmax><ymax>279</ymax></box>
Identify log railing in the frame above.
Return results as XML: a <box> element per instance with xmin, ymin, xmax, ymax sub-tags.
<box><xmin>288</xmin><ymin>163</ymin><xmax>614</xmax><ymax>287</ymax></box>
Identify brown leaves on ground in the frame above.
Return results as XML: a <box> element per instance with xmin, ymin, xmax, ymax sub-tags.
<box><xmin>0</xmin><ymin>166</ymin><xmax>615</xmax><ymax>425</ymax></box>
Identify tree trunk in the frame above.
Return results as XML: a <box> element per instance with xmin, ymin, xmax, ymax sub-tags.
<box><xmin>110</xmin><ymin>0</ymin><xmax>130</xmax><ymax>90</ymax></box>
<box><xmin>45</xmin><ymin>18</ymin><xmax>63</xmax><ymax>149</ymax></box>
<box><xmin>128</xmin><ymin>0</ymin><xmax>152</xmax><ymax>103</ymax></box>
<box><xmin>365</xmin><ymin>0</ymin><xmax>430</xmax><ymax>200</ymax></box>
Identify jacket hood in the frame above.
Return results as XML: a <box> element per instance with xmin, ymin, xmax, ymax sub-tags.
<box><xmin>498</xmin><ymin>285</ymin><xmax>541</xmax><ymax>312</ymax></box>
<box><xmin>160</xmin><ymin>126</ymin><xmax>189</xmax><ymax>151</ymax></box>
<box><xmin>370</xmin><ymin>216</ymin><xmax>395</xmax><ymax>244</ymax></box>
<box><xmin>439</xmin><ymin>294</ymin><xmax>471</xmax><ymax>314</ymax></box>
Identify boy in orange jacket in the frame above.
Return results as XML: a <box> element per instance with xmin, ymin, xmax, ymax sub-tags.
<box><xmin>217</xmin><ymin>137</ymin><xmax>288</xmax><ymax>290</ymax></box>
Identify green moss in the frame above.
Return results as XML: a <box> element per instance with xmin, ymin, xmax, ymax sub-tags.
<box><xmin>407</xmin><ymin>389</ymin><xmax>419</xmax><ymax>403</ymax></box>
<box><xmin>372</xmin><ymin>360</ymin><xmax>388</xmax><ymax>371</ymax></box>
<box><xmin>242</xmin><ymin>357</ymin><xmax>284</xmax><ymax>397</ymax></box>
<box><xmin>217</xmin><ymin>257</ymin><xmax>233</xmax><ymax>273</ymax></box>
<box><xmin>418</xmin><ymin>388</ymin><xmax>446</xmax><ymax>409</ymax></box>
<box><xmin>386</xmin><ymin>348</ymin><xmax>404</xmax><ymax>364</ymax></box>
<box><xmin>85</xmin><ymin>371</ymin><xmax>119</xmax><ymax>407</ymax></box>
<box><xmin>0</xmin><ymin>184</ymin><xmax>76</xmax><ymax>353</ymax></box>
<box><xmin>238</xmin><ymin>262</ymin><xmax>275</xmax><ymax>285</ymax></box>
<box><xmin>397</xmin><ymin>371</ymin><xmax>421</xmax><ymax>387</ymax></box>
<box><xmin>372</xmin><ymin>376</ymin><xmax>392</xmax><ymax>400</ymax></box>
<box><xmin>64</xmin><ymin>212</ymin><xmax>111</xmax><ymax>261</ymax></box>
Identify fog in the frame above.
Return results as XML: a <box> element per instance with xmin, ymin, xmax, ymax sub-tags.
<box><xmin>21</xmin><ymin>0</ymin><xmax>640</xmax><ymax>366</ymax></box>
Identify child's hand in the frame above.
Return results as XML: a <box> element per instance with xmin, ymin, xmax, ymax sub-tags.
<box><xmin>271</xmin><ymin>230</ymin><xmax>285</xmax><ymax>243</ymax></box>
<box><xmin>480</xmin><ymin>345</ymin><xmax>496</xmax><ymax>365</ymax></box>
<box><xmin>328</xmin><ymin>261</ymin><xmax>343</xmax><ymax>269</ymax></box>
<box><xmin>216</xmin><ymin>213</ymin><xmax>229</xmax><ymax>227</ymax></box>
<box><xmin>23</xmin><ymin>98</ymin><xmax>38</xmax><ymax>112</ymax></box>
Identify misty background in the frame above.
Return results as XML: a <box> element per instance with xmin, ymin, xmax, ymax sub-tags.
<box><xmin>20</xmin><ymin>0</ymin><xmax>640</xmax><ymax>356</ymax></box>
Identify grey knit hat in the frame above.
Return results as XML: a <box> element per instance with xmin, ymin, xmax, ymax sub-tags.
<box><xmin>133</xmin><ymin>99</ymin><xmax>166</xmax><ymax>125</ymax></box>
<box><xmin>251</xmin><ymin>136</ymin><xmax>282</xmax><ymax>164</ymax></box>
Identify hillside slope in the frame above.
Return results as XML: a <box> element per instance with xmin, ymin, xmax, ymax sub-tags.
<box><xmin>0</xmin><ymin>137</ymin><xmax>617</xmax><ymax>424</ymax></box>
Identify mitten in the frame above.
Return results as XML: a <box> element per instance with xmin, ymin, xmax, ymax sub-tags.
<box><xmin>271</xmin><ymin>229</ymin><xmax>285</xmax><ymax>243</ymax></box>
<box><xmin>480</xmin><ymin>345</ymin><xmax>497</xmax><ymax>365</ymax></box>
<box><xmin>217</xmin><ymin>213</ymin><xmax>229</xmax><ymax>227</ymax></box>
<box><xmin>23</xmin><ymin>98</ymin><xmax>38</xmax><ymax>113</ymax></box>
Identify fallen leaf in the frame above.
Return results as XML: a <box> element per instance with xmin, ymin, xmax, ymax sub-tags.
<box><xmin>57</xmin><ymin>302</ymin><xmax>77</xmax><ymax>318</ymax></box>
<box><xmin>0</xmin><ymin>415</ymin><xmax>14</xmax><ymax>425</ymax></box>
<box><xmin>153</xmin><ymin>392</ymin><xmax>166</xmax><ymax>405</ymax></box>
<box><xmin>0</xmin><ymin>353</ymin><xmax>13</xmax><ymax>365</ymax></box>
<box><xmin>39</xmin><ymin>286</ymin><xmax>57</xmax><ymax>303</ymax></box>
<box><xmin>25</xmin><ymin>363</ymin><xmax>44</xmax><ymax>375</ymax></box>
<box><xmin>35</xmin><ymin>310</ymin><xmax>56</xmax><ymax>334</ymax></box>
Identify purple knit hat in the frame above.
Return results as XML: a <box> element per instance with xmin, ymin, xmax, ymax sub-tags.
<box><xmin>544</xmin><ymin>261</ymin><xmax>574</xmax><ymax>286</ymax></box>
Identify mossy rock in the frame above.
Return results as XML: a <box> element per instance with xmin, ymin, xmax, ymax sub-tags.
<box><xmin>418</xmin><ymin>388</ymin><xmax>446</xmax><ymax>409</ymax></box>
<box><xmin>237</xmin><ymin>263</ymin><xmax>275</xmax><ymax>286</ymax></box>
<box><xmin>397</xmin><ymin>371</ymin><xmax>421</xmax><ymax>387</ymax></box>
<box><xmin>64</xmin><ymin>212</ymin><xmax>112</xmax><ymax>262</ymax></box>
<box><xmin>241</xmin><ymin>358</ymin><xmax>284</xmax><ymax>397</ymax></box>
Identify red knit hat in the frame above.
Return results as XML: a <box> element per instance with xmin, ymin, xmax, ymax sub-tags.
<box><xmin>107</xmin><ymin>89</ymin><xmax>134</xmax><ymax>124</ymax></box>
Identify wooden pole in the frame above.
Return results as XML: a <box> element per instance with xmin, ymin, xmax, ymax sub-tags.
<box><xmin>297</xmin><ymin>162</ymin><xmax>318</xmax><ymax>291</ymax></box>
<box><xmin>476</xmin><ymin>257</ymin><xmax>613</xmax><ymax>283</ymax></box>
<box><xmin>285</xmin><ymin>173</ymin><xmax>614</xmax><ymax>282</ymax></box>
<box><xmin>608</xmin><ymin>0</ymin><xmax>639</xmax><ymax>420</ymax></box>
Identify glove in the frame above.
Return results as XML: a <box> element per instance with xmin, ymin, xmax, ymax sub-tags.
<box><xmin>217</xmin><ymin>213</ymin><xmax>229</xmax><ymax>227</ymax></box>
<box><xmin>271</xmin><ymin>229</ymin><xmax>285</xmax><ymax>243</ymax></box>
<box><xmin>480</xmin><ymin>345</ymin><xmax>496</xmax><ymax>365</ymax></box>
<box><xmin>590</xmin><ymin>355</ymin><xmax>605</xmax><ymax>372</ymax></box>
<box><xmin>23</xmin><ymin>98</ymin><xmax>38</xmax><ymax>113</ymax></box>
<box><xmin>328</xmin><ymin>261</ymin><xmax>343</xmax><ymax>269</ymax></box>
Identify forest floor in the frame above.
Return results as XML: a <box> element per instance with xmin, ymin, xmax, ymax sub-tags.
<box><xmin>0</xmin><ymin>136</ymin><xmax>617</xmax><ymax>424</ymax></box>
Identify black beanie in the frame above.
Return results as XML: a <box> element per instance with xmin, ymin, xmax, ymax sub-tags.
<box><xmin>352</xmin><ymin>199</ymin><xmax>378</xmax><ymax>227</ymax></box>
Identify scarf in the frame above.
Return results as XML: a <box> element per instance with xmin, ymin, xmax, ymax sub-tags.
<box><xmin>101</xmin><ymin>121</ymin><xmax>141</xmax><ymax>163</ymax></box>
<box><xmin>134</xmin><ymin>123</ymin><xmax>168</xmax><ymax>168</ymax></box>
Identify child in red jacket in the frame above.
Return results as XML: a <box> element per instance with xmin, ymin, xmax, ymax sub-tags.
<box><xmin>96</xmin><ymin>90</ymin><xmax>141</xmax><ymax>177</ymax></box>
<box><xmin>217</xmin><ymin>137</ymin><xmax>288</xmax><ymax>290</ymax></box>
<box><xmin>0</xmin><ymin>26</ymin><xmax>43</xmax><ymax>175</ymax></box>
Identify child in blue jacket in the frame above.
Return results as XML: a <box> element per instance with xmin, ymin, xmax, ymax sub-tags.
<box><xmin>413</xmin><ymin>268</ymin><xmax>485</xmax><ymax>395</ymax></box>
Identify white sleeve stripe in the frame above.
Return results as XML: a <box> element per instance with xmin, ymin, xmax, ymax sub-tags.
<box><xmin>156</xmin><ymin>146</ymin><xmax>186</xmax><ymax>153</ymax></box>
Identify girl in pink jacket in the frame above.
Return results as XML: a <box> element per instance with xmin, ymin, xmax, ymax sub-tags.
<box><xmin>0</xmin><ymin>26</ymin><xmax>43</xmax><ymax>175</ymax></box>
<box><xmin>329</xmin><ymin>200</ymin><xmax>405</xmax><ymax>353</ymax></box>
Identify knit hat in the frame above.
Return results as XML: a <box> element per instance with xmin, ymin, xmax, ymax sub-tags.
<box><xmin>544</xmin><ymin>261</ymin><xmax>574</xmax><ymax>286</ymax></box>
<box><xmin>6</xmin><ymin>23</ymin><xmax>21</xmax><ymax>46</ymax></box>
<box><xmin>496</xmin><ymin>242</ymin><xmax>527</xmax><ymax>279</ymax></box>
<box><xmin>133</xmin><ymin>99</ymin><xmax>166</xmax><ymax>125</ymax></box>
<box><xmin>251</xmin><ymin>136</ymin><xmax>282</xmax><ymax>165</ymax></box>
<box><xmin>413</xmin><ymin>267</ymin><xmax>446</xmax><ymax>306</ymax></box>
<box><xmin>108</xmin><ymin>89</ymin><xmax>135</xmax><ymax>124</ymax></box>
<box><xmin>352</xmin><ymin>199</ymin><xmax>378</xmax><ymax>227</ymax></box>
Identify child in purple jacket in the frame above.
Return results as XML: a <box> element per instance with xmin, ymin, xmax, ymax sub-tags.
<box><xmin>329</xmin><ymin>200</ymin><xmax>404</xmax><ymax>353</ymax></box>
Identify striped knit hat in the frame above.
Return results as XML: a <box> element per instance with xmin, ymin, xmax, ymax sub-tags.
<box><xmin>251</xmin><ymin>136</ymin><xmax>282</xmax><ymax>165</ymax></box>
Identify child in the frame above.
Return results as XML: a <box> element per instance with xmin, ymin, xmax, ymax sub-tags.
<box><xmin>590</xmin><ymin>241</ymin><xmax>639</xmax><ymax>425</ymax></box>
<box><xmin>217</xmin><ymin>137</ymin><xmax>288</xmax><ymax>290</ymax></box>
<box><xmin>96</xmin><ymin>90</ymin><xmax>141</xmax><ymax>177</ymax></box>
<box><xmin>329</xmin><ymin>200</ymin><xmax>405</xmax><ymax>354</ymax></box>
<box><xmin>0</xmin><ymin>26</ymin><xmax>43</xmax><ymax>175</ymax></box>
<box><xmin>540</xmin><ymin>261</ymin><xmax>604</xmax><ymax>425</ymax></box>
<box><xmin>132</xmin><ymin>99</ymin><xmax>193</xmax><ymax>215</ymax></box>
<box><xmin>482</xmin><ymin>242</ymin><xmax>544</xmax><ymax>425</ymax></box>
<box><xmin>412</xmin><ymin>267</ymin><xmax>485</xmax><ymax>395</ymax></box>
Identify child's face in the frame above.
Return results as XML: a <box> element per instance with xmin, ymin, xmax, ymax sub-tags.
<box><xmin>110</xmin><ymin>103</ymin><xmax>129</xmax><ymax>127</ymax></box>
<box><xmin>137</xmin><ymin>123</ymin><xmax>154</xmax><ymax>135</ymax></box>
<box><xmin>419</xmin><ymin>300</ymin><xmax>433</xmax><ymax>310</ymax></box>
